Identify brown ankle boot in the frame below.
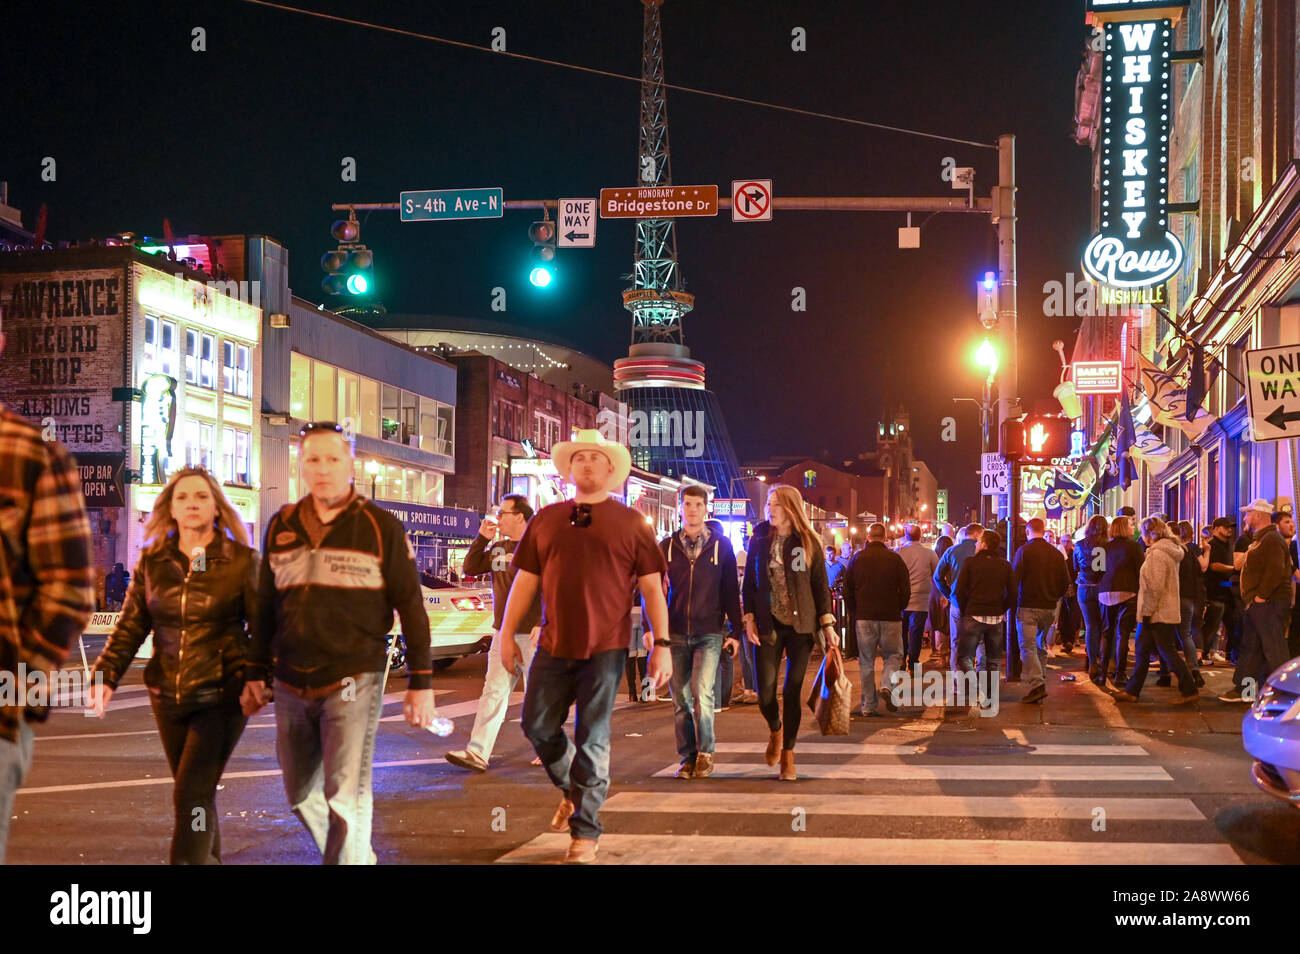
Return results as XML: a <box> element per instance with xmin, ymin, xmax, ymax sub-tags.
<box><xmin>765</xmin><ymin>729</ymin><xmax>782</xmax><ymax>766</ymax></box>
<box><xmin>779</xmin><ymin>749</ymin><xmax>796</xmax><ymax>781</ymax></box>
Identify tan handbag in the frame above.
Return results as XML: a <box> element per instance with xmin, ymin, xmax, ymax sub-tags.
<box><xmin>807</xmin><ymin>644</ymin><xmax>852</xmax><ymax>735</ymax></box>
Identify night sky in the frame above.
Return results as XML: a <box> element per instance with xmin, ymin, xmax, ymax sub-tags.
<box><xmin>3</xmin><ymin>0</ymin><xmax>1095</xmax><ymax>520</ymax></box>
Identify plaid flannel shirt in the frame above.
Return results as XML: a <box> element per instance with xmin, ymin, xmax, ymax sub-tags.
<box><xmin>0</xmin><ymin>404</ymin><xmax>95</xmax><ymax>743</ymax></box>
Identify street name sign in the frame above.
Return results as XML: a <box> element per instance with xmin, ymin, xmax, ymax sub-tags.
<box><xmin>599</xmin><ymin>185</ymin><xmax>719</xmax><ymax>218</ymax></box>
<box><xmin>400</xmin><ymin>187</ymin><xmax>504</xmax><ymax>222</ymax></box>
<box><xmin>981</xmin><ymin>452</ymin><xmax>1009</xmax><ymax>495</ymax></box>
<box><xmin>557</xmin><ymin>198</ymin><xmax>597</xmax><ymax>247</ymax></box>
<box><xmin>1244</xmin><ymin>345</ymin><xmax>1300</xmax><ymax>443</ymax></box>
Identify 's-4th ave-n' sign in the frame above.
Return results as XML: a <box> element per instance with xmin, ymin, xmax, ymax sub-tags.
<box><xmin>1245</xmin><ymin>345</ymin><xmax>1300</xmax><ymax>443</ymax></box>
<box><xmin>400</xmin><ymin>187</ymin><xmax>503</xmax><ymax>222</ymax></box>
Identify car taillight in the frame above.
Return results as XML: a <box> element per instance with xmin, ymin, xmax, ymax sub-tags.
<box><xmin>453</xmin><ymin>598</ymin><xmax>482</xmax><ymax>611</ymax></box>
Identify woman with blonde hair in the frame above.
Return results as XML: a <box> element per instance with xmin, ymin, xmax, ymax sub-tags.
<box><xmin>90</xmin><ymin>466</ymin><xmax>259</xmax><ymax>864</ymax></box>
<box><xmin>741</xmin><ymin>484</ymin><xmax>839</xmax><ymax>781</ymax></box>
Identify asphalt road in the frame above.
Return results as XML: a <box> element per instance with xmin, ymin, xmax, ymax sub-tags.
<box><xmin>8</xmin><ymin>637</ymin><xmax>1299</xmax><ymax>865</ymax></box>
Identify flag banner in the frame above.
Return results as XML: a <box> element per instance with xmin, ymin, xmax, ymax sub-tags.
<box><xmin>1045</xmin><ymin>471</ymin><xmax>1088</xmax><ymax>518</ymax></box>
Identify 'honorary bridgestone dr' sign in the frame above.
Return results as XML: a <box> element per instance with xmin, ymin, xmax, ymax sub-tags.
<box><xmin>1081</xmin><ymin>18</ymin><xmax>1184</xmax><ymax>289</ymax></box>
<box><xmin>599</xmin><ymin>185</ymin><xmax>719</xmax><ymax>218</ymax></box>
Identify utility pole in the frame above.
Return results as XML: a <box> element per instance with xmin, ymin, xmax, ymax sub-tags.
<box><xmin>995</xmin><ymin>133</ymin><xmax>1021</xmax><ymax>682</ymax></box>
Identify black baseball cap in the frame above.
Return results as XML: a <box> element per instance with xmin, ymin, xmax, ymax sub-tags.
<box><xmin>1211</xmin><ymin>517</ymin><xmax>1236</xmax><ymax>529</ymax></box>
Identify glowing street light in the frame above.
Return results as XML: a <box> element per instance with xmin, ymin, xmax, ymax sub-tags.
<box><xmin>975</xmin><ymin>338</ymin><xmax>999</xmax><ymax>381</ymax></box>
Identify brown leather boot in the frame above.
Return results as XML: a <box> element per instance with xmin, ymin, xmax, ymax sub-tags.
<box><xmin>765</xmin><ymin>729</ymin><xmax>782</xmax><ymax>766</ymax></box>
<box><xmin>779</xmin><ymin>749</ymin><xmax>796</xmax><ymax>781</ymax></box>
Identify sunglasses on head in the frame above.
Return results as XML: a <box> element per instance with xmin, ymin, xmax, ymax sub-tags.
<box><xmin>299</xmin><ymin>421</ymin><xmax>345</xmax><ymax>438</ymax></box>
<box><xmin>570</xmin><ymin>503</ymin><xmax>593</xmax><ymax>528</ymax></box>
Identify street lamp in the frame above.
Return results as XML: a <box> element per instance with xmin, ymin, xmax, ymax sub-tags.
<box><xmin>365</xmin><ymin>459</ymin><xmax>380</xmax><ymax>498</ymax></box>
<box><xmin>957</xmin><ymin>338</ymin><xmax>1001</xmax><ymax>527</ymax></box>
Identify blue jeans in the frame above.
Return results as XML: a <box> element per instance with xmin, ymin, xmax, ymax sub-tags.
<box><xmin>522</xmin><ymin>646</ymin><xmax>626</xmax><ymax>841</ymax></box>
<box><xmin>1078</xmin><ymin>584</ymin><xmax>1104</xmax><ymax>680</ymax></box>
<box><xmin>0</xmin><ymin>720</ymin><xmax>34</xmax><ymax>864</ymax></box>
<box><xmin>958</xmin><ymin>618</ymin><xmax>1004</xmax><ymax>673</ymax></box>
<box><xmin>855</xmin><ymin>619</ymin><xmax>903</xmax><ymax>714</ymax></box>
<box><xmin>902</xmin><ymin>610</ymin><xmax>927</xmax><ymax>668</ymax></box>
<box><xmin>670</xmin><ymin>634</ymin><xmax>723</xmax><ymax>758</ymax></box>
<box><xmin>1100</xmin><ymin>598</ymin><xmax>1136</xmax><ymax>678</ymax></box>
<box><xmin>716</xmin><ymin>640</ymin><xmax>735</xmax><ymax>702</ymax></box>
<box><xmin>1124</xmin><ymin>621</ymin><xmax>1195</xmax><ymax>697</ymax></box>
<box><xmin>274</xmin><ymin>671</ymin><xmax>385</xmax><ymax>865</ymax></box>
<box><xmin>1015</xmin><ymin>607</ymin><xmax>1055</xmax><ymax>691</ymax></box>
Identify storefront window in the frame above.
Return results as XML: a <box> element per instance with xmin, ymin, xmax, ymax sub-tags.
<box><xmin>222</xmin><ymin>427</ymin><xmax>251</xmax><ymax>485</ymax></box>
<box><xmin>312</xmin><ymin>360</ymin><xmax>335</xmax><ymax>422</ymax></box>
<box><xmin>438</xmin><ymin>404</ymin><xmax>454</xmax><ymax>456</ymax></box>
<box><xmin>158</xmin><ymin>319</ymin><xmax>178</xmax><ymax>378</ymax></box>
<box><xmin>1206</xmin><ymin>450</ymin><xmax>1219</xmax><ymax>520</ymax></box>
<box><xmin>289</xmin><ymin>442</ymin><xmax>299</xmax><ymax>501</ymax></box>
<box><xmin>1180</xmin><ymin>473</ymin><xmax>1197</xmax><ymax>527</ymax></box>
<box><xmin>337</xmin><ymin>371</ymin><xmax>359</xmax><ymax>432</ymax></box>
<box><xmin>185</xmin><ymin>329</ymin><xmax>199</xmax><ymax>384</ymax></box>
<box><xmin>200</xmin><ymin>333</ymin><xmax>216</xmax><ymax>389</ymax></box>
<box><xmin>290</xmin><ymin>352</ymin><xmax>311</xmax><ymax>418</ymax></box>
<box><xmin>419</xmin><ymin>397</ymin><xmax>450</xmax><ymax>454</ymax></box>
<box><xmin>359</xmin><ymin>377</ymin><xmax>379</xmax><ymax>438</ymax></box>
<box><xmin>401</xmin><ymin>390</ymin><xmax>417</xmax><ymax>446</ymax></box>
<box><xmin>381</xmin><ymin>384</ymin><xmax>401</xmax><ymax>441</ymax></box>
<box><xmin>189</xmin><ymin>421</ymin><xmax>214</xmax><ymax>470</ymax></box>
<box><xmin>144</xmin><ymin>315</ymin><xmax>158</xmax><ymax>370</ymax></box>
<box><xmin>223</xmin><ymin>342</ymin><xmax>251</xmax><ymax>397</ymax></box>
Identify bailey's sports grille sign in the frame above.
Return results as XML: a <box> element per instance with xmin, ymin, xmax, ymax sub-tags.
<box><xmin>1081</xmin><ymin>18</ymin><xmax>1184</xmax><ymax>289</ymax></box>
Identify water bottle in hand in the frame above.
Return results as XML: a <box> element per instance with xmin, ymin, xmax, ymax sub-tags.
<box><xmin>427</xmin><ymin>716</ymin><xmax>455</xmax><ymax>736</ymax></box>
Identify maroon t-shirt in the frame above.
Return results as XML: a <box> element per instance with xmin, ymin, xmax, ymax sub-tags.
<box><xmin>512</xmin><ymin>497</ymin><xmax>667</xmax><ymax>659</ymax></box>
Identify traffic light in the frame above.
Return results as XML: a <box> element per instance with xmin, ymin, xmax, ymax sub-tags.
<box><xmin>978</xmin><ymin>270</ymin><xmax>998</xmax><ymax>329</ymax></box>
<box><xmin>1002</xmin><ymin>415</ymin><xmax>1071</xmax><ymax>460</ymax></box>
<box><xmin>528</xmin><ymin>219</ymin><xmax>556</xmax><ymax>287</ymax></box>
<box><xmin>321</xmin><ymin>214</ymin><xmax>374</xmax><ymax>297</ymax></box>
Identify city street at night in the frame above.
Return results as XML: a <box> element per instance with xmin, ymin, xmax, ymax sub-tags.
<box><xmin>10</xmin><ymin>636</ymin><xmax>1296</xmax><ymax>867</ymax></box>
<box><xmin>2</xmin><ymin>0</ymin><xmax>1299</xmax><ymax>927</ymax></box>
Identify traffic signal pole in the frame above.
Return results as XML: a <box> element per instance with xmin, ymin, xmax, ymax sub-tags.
<box><xmin>996</xmin><ymin>133</ymin><xmax>1020</xmax><ymax>682</ymax></box>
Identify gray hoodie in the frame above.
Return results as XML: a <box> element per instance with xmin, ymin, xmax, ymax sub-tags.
<box><xmin>1137</xmin><ymin>536</ymin><xmax>1184</xmax><ymax>624</ymax></box>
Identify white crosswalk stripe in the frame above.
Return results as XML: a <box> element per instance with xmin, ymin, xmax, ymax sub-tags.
<box><xmin>497</xmin><ymin>736</ymin><xmax>1242</xmax><ymax>865</ymax></box>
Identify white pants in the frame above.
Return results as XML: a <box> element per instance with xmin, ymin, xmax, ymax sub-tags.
<box><xmin>467</xmin><ymin>631</ymin><xmax>537</xmax><ymax>762</ymax></box>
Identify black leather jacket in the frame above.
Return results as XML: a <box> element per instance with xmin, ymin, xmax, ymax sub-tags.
<box><xmin>93</xmin><ymin>535</ymin><xmax>260</xmax><ymax>706</ymax></box>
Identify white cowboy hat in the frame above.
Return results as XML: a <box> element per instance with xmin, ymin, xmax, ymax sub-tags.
<box><xmin>551</xmin><ymin>429</ymin><xmax>631</xmax><ymax>493</ymax></box>
<box><xmin>1240</xmin><ymin>498</ymin><xmax>1274</xmax><ymax>516</ymax></box>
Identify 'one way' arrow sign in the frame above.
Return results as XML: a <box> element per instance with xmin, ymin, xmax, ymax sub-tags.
<box><xmin>1245</xmin><ymin>344</ymin><xmax>1300</xmax><ymax>443</ymax></box>
<box><xmin>557</xmin><ymin>198</ymin><xmax>596</xmax><ymax>248</ymax></box>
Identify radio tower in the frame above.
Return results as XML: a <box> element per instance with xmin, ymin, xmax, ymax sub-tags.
<box><xmin>613</xmin><ymin>0</ymin><xmax>746</xmax><ymax>509</ymax></box>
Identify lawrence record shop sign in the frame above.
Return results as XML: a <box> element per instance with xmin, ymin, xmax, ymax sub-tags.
<box><xmin>1081</xmin><ymin>18</ymin><xmax>1184</xmax><ymax>289</ymax></box>
<box><xmin>0</xmin><ymin>269</ymin><xmax>125</xmax><ymax>453</ymax></box>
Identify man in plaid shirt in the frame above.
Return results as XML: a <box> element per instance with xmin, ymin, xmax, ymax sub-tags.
<box><xmin>0</xmin><ymin>377</ymin><xmax>95</xmax><ymax>861</ymax></box>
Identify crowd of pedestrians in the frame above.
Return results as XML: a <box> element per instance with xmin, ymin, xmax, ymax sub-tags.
<box><xmin>4</xmin><ymin>390</ymin><xmax>1300</xmax><ymax>865</ymax></box>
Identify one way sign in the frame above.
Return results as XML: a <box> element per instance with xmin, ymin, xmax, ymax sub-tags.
<box><xmin>557</xmin><ymin>198</ymin><xmax>596</xmax><ymax>248</ymax></box>
<box><xmin>1245</xmin><ymin>344</ymin><xmax>1300</xmax><ymax>442</ymax></box>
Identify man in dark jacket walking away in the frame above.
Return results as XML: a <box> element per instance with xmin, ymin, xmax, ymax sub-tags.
<box><xmin>844</xmin><ymin>523</ymin><xmax>910</xmax><ymax>716</ymax></box>
<box><xmin>445</xmin><ymin>494</ymin><xmax>541</xmax><ymax>772</ymax></box>
<box><xmin>954</xmin><ymin>530</ymin><xmax>1014</xmax><ymax>682</ymax></box>
<box><xmin>658</xmin><ymin>487</ymin><xmax>743</xmax><ymax>778</ymax></box>
<box><xmin>242</xmin><ymin>423</ymin><xmax>435</xmax><ymax>865</ymax></box>
<box><xmin>1012</xmin><ymin>518</ymin><xmax>1071</xmax><ymax>703</ymax></box>
<box><xmin>933</xmin><ymin>523</ymin><xmax>984</xmax><ymax>671</ymax></box>
<box><xmin>1220</xmin><ymin>499</ymin><xmax>1295</xmax><ymax>702</ymax></box>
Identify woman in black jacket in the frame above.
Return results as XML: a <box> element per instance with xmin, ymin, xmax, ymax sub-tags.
<box><xmin>89</xmin><ymin>467</ymin><xmax>259</xmax><ymax>864</ymax></box>
<box><xmin>1074</xmin><ymin>515</ymin><xmax>1109</xmax><ymax>685</ymax></box>
<box><xmin>1097</xmin><ymin>515</ymin><xmax>1143</xmax><ymax>688</ymax></box>
<box><xmin>742</xmin><ymin>484</ymin><xmax>838</xmax><ymax>781</ymax></box>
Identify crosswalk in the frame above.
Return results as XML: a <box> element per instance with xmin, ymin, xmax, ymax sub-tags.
<box><xmin>496</xmin><ymin>730</ymin><xmax>1242</xmax><ymax>865</ymax></box>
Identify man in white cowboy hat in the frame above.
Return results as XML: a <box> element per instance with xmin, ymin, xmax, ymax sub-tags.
<box><xmin>1219</xmin><ymin>498</ymin><xmax>1294</xmax><ymax>703</ymax></box>
<box><xmin>496</xmin><ymin>429</ymin><xmax>671</xmax><ymax>864</ymax></box>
